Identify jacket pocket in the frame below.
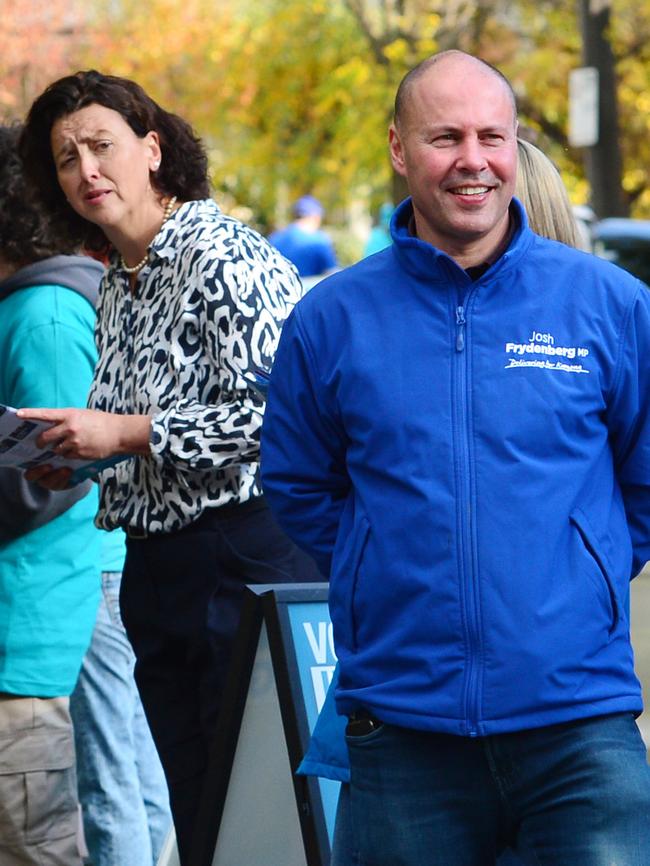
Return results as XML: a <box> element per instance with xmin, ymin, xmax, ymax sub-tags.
<box><xmin>570</xmin><ymin>507</ymin><xmax>620</xmax><ymax>636</ymax></box>
<box><xmin>333</xmin><ymin>515</ymin><xmax>371</xmax><ymax>652</ymax></box>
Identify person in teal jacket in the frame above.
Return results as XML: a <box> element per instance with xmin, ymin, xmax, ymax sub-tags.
<box><xmin>0</xmin><ymin>123</ymin><xmax>101</xmax><ymax>865</ymax></box>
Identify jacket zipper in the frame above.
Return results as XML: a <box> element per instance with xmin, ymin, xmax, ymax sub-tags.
<box><xmin>454</xmin><ymin>297</ymin><xmax>481</xmax><ymax>736</ymax></box>
<box><xmin>456</xmin><ymin>306</ymin><xmax>466</xmax><ymax>351</ymax></box>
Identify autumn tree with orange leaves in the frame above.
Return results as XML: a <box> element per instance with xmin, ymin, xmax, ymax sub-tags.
<box><xmin>1</xmin><ymin>0</ymin><xmax>91</xmax><ymax>120</ymax></box>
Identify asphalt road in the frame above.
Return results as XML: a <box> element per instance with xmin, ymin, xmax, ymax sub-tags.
<box><xmin>630</xmin><ymin>563</ymin><xmax>650</xmax><ymax>746</ymax></box>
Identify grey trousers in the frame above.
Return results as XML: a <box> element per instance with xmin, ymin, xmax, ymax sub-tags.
<box><xmin>0</xmin><ymin>694</ymin><xmax>82</xmax><ymax>865</ymax></box>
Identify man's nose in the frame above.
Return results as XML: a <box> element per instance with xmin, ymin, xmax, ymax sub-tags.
<box><xmin>455</xmin><ymin>137</ymin><xmax>488</xmax><ymax>173</ymax></box>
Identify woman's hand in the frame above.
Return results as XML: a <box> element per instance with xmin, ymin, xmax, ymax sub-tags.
<box><xmin>16</xmin><ymin>408</ymin><xmax>152</xmax><ymax>461</ymax></box>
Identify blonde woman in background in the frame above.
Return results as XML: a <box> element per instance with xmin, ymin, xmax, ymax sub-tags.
<box><xmin>516</xmin><ymin>138</ymin><xmax>581</xmax><ymax>247</ymax></box>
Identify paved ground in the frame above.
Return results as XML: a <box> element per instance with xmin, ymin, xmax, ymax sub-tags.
<box><xmin>630</xmin><ymin>563</ymin><xmax>650</xmax><ymax>746</ymax></box>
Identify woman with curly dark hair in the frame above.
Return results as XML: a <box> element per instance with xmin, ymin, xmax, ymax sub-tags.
<box><xmin>20</xmin><ymin>70</ymin><xmax>209</xmax><ymax>257</ymax></box>
<box><xmin>18</xmin><ymin>70</ymin><xmax>320</xmax><ymax>864</ymax></box>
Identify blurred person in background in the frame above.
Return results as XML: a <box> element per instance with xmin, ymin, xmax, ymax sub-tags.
<box><xmin>515</xmin><ymin>138</ymin><xmax>580</xmax><ymax>247</ymax></box>
<box><xmin>0</xmin><ymin>122</ymin><xmax>101</xmax><ymax>866</ymax></box>
<box><xmin>363</xmin><ymin>202</ymin><xmax>394</xmax><ymax>258</ymax></box>
<box><xmin>18</xmin><ymin>70</ymin><xmax>320</xmax><ymax>864</ymax></box>
<box><xmin>269</xmin><ymin>194</ymin><xmax>338</xmax><ymax>287</ymax></box>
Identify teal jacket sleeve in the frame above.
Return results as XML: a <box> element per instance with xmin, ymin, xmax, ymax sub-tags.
<box><xmin>0</xmin><ymin>469</ymin><xmax>92</xmax><ymax>540</ymax></box>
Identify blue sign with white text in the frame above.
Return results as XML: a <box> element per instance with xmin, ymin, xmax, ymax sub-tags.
<box><xmin>287</xmin><ymin>601</ymin><xmax>340</xmax><ymax>841</ymax></box>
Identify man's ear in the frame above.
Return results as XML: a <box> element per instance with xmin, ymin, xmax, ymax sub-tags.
<box><xmin>389</xmin><ymin>124</ymin><xmax>407</xmax><ymax>177</ymax></box>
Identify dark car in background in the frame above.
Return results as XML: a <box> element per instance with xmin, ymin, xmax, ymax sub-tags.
<box><xmin>592</xmin><ymin>218</ymin><xmax>650</xmax><ymax>286</ymax></box>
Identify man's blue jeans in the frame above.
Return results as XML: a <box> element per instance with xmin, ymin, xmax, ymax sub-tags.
<box><xmin>346</xmin><ymin>713</ymin><xmax>650</xmax><ymax>865</ymax></box>
<box><xmin>70</xmin><ymin>572</ymin><xmax>172</xmax><ymax>866</ymax></box>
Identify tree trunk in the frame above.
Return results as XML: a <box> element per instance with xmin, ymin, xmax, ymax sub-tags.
<box><xmin>578</xmin><ymin>0</ymin><xmax>628</xmax><ymax>217</ymax></box>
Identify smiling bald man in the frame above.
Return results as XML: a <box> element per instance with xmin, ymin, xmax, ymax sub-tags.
<box><xmin>261</xmin><ymin>51</ymin><xmax>650</xmax><ymax>866</ymax></box>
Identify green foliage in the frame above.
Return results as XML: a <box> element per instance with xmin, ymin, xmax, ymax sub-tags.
<box><xmin>213</xmin><ymin>0</ymin><xmax>402</xmax><ymax>227</ymax></box>
<box><xmin>612</xmin><ymin>0</ymin><xmax>650</xmax><ymax>214</ymax></box>
<box><xmin>6</xmin><ymin>0</ymin><xmax>650</xmax><ymax>220</ymax></box>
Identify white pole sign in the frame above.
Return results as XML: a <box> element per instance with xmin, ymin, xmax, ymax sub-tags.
<box><xmin>568</xmin><ymin>66</ymin><xmax>599</xmax><ymax>148</ymax></box>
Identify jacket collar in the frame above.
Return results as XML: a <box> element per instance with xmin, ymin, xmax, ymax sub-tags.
<box><xmin>389</xmin><ymin>197</ymin><xmax>534</xmax><ymax>284</ymax></box>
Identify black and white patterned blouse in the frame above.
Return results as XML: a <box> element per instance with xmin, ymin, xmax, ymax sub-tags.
<box><xmin>88</xmin><ymin>199</ymin><xmax>303</xmax><ymax>535</ymax></box>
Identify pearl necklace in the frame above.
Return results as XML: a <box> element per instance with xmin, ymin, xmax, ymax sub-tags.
<box><xmin>119</xmin><ymin>196</ymin><xmax>178</xmax><ymax>274</ymax></box>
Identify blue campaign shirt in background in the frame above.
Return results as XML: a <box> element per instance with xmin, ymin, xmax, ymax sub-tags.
<box><xmin>268</xmin><ymin>223</ymin><xmax>337</xmax><ymax>278</ymax></box>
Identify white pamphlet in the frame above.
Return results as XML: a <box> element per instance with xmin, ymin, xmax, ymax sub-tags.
<box><xmin>0</xmin><ymin>404</ymin><xmax>129</xmax><ymax>483</ymax></box>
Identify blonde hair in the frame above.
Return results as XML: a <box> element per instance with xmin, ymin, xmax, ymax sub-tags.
<box><xmin>516</xmin><ymin>139</ymin><xmax>580</xmax><ymax>248</ymax></box>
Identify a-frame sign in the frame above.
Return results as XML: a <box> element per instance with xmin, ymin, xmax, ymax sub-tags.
<box><xmin>189</xmin><ymin>582</ymin><xmax>339</xmax><ymax>866</ymax></box>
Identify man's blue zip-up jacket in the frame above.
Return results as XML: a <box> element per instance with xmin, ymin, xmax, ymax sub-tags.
<box><xmin>261</xmin><ymin>198</ymin><xmax>650</xmax><ymax>737</ymax></box>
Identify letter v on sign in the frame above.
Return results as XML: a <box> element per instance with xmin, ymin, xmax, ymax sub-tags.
<box><xmin>303</xmin><ymin>621</ymin><xmax>328</xmax><ymax>664</ymax></box>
